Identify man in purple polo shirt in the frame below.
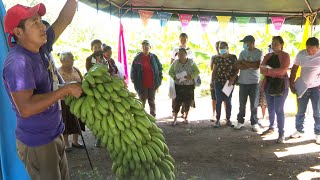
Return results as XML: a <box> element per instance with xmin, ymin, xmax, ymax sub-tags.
<box><xmin>2</xmin><ymin>1</ymin><xmax>82</xmax><ymax>179</ymax></box>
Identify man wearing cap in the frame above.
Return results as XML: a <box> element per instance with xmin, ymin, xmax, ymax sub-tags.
<box><xmin>234</xmin><ymin>35</ymin><xmax>262</xmax><ymax>132</ymax></box>
<box><xmin>131</xmin><ymin>40</ymin><xmax>163</xmax><ymax>117</ymax></box>
<box><xmin>2</xmin><ymin>1</ymin><xmax>81</xmax><ymax>179</ymax></box>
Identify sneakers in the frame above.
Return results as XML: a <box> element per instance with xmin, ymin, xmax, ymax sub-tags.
<box><xmin>252</xmin><ymin>124</ymin><xmax>260</xmax><ymax>132</ymax></box>
<box><xmin>213</xmin><ymin>121</ymin><xmax>221</xmax><ymax>128</ymax></box>
<box><xmin>234</xmin><ymin>122</ymin><xmax>244</xmax><ymax>130</ymax></box>
<box><xmin>290</xmin><ymin>131</ymin><xmax>304</xmax><ymax>139</ymax></box>
<box><xmin>261</xmin><ymin>128</ymin><xmax>274</xmax><ymax>136</ymax></box>
<box><xmin>316</xmin><ymin>135</ymin><xmax>320</xmax><ymax>144</ymax></box>
<box><xmin>226</xmin><ymin>120</ymin><xmax>234</xmax><ymax>127</ymax></box>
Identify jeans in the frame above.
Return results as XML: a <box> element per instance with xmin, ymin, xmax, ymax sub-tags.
<box><xmin>138</xmin><ymin>88</ymin><xmax>156</xmax><ymax>116</ymax></box>
<box><xmin>265</xmin><ymin>82</ymin><xmax>289</xmax><ymax>134</ymax></box>
<box><xmin>215</xmin><ymin>81</ymin><xmax>233</xmax><ymax>121</ymax></box>
<box><xmin>295</xmin><ymin>87</ymin><xmax>320</xmax><ymax>135</ymax></box>
<box><xmin>237</xmin><ymin>84</ymin><xmax>259</xmax><ymax>125</ymax></box>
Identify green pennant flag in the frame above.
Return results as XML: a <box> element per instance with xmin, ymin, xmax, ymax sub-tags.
<box><xmin>235</xmin><ymin>17</ymin><xmax>251</xmax><ymax>28</ymax></box>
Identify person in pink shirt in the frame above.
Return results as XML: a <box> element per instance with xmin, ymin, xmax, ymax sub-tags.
<box><xmin>260</xmin><ymin>36</ymin><xmax>290</xmax><ymax>143</ymax></box>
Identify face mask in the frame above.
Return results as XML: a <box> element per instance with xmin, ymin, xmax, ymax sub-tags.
<box><xmin>219</xmin><ymin>49</ymin><xmax>227</xmax><ymax>55</ymax></box>
<box><xmin>243</xmin><ymin>43</ymin><xmax>249</xmax><ymax>50</ymax></box>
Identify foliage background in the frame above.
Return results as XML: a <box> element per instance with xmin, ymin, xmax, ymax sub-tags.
<box><xmin>3</xmin><ymin>0</ymin><xmax>320</xmax><ymax>99</ymax></box>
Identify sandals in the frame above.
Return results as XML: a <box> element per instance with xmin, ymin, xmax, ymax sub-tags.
<box><xmin>171</xmin><ymin>121</ymin><xmax>177</xmax><ymax>126</ymax></box>
<box><xmin>65</xmin><ymin>146</ymin><xmax>72</xmax><ymax>152</ymax></box>
<box><xmin>182</xmin><ymin>120</ymin><xmax>189</xmax><ymax>124</ymax></box>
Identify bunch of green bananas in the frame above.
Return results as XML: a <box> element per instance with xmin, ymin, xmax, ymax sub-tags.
<box><xmin>65</xmin><ymin>64</ymin><xmax>175</xmax><ymax>180</ymax></box>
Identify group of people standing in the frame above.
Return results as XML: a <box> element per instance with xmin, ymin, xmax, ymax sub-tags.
<box><xmin>2</xmin><ymin>1</ymin><xmax>320</xmax><ymax>179</ymax></box>
<box><xmin>210</xmin><ymin>35</ymin><xmax>320</xmax><ymax>144</ymax></box>
<box><xmin>129</xmin><ymin>33</ymin><xmax>320</xmax><ymax>146</ymax></box>
<box><xmin>130</xmin><ymin>33</ymin><xmax>200</xmax><ymax>126</ymax></box>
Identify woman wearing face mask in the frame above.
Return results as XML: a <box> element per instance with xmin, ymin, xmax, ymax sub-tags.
<box><xmin>260</xmin><ymin>36</ymin><xmax>290</xmax><ymax>143</ymax></box>
<box><xmin>211</xmin><ymin>42</ymin><xmax>239</xmax><ymax>128</ymax></box>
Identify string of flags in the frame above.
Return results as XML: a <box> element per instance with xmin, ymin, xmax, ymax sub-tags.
<box><xmin>137</xmin><ymin>10</ymin><xmax>287</xmax><ymax>32</ymax></box>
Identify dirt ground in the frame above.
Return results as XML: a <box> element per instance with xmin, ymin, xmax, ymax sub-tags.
<box><xmin>67</xmin><ymin>87</ymin><xmax>320</xmax><ymax>180</ymax></box>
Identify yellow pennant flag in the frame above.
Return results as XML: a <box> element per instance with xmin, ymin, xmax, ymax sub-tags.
<box><xmin>300</xmin><ymin>16</ymin><xmax>312</xmax><ymax>50</ymax></box>
<box><xmin>266</xmin><ymin>23</ymin><xmax>269</xmax><ymax>35</ymax></box>
<box><xmin>216</xmin><ymin>16</ymin><xmax>231</xmax><ymax>30</ymax></box>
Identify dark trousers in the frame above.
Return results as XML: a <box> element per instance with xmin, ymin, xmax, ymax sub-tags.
<box><xmin>138</xmin><ymin>88</ymin><xmax>156</xmax><ymax>116</ymax></box>
<box><xmin>172</xmin><ymin>100</ymin><xmax>187</xmax><ymax>114</ymax></box>
<box><xmin>237</xmin><ymin>84</ymin><xmax>259</xmax><ymax>125</ymax></box>
<box><xmin>215</xmin><ymin>81</ymin><xmax>233</xmax><ymax>121</ymax></box>
<box><xmin>173</xmin><ymin>84</ymin><xmax>194</xmax><ymax>113</ymax></box>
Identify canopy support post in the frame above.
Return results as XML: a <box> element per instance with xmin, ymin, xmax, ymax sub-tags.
<box><xmin>121</xmin><ymin>0</ymin><xmax>129</xmax><ymax>8</ymax></box>
<box><xmin>304</xmin><ymin>0</ymin><xmax>313</xmax><ymax>14</ymax></box>
<box><xmin>106</xmin><ymin>0</ymin><xmax>121</xmax><ymax>9</ymax></box>
<box><xmin>310</xmin><ymin>12</ymin><xmax>318</xmax><ymax>36</ymax></box>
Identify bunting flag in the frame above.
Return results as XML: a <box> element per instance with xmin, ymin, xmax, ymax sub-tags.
<box><xmin>254</xmin><ymin>17</ymin><xmax>268</xmax><ymax>26</ymax></box>
<box><xmin>178</xmin><ymin>14</ymin><xmax>193</xmax><ymax>31</ymax></box>
<box><xmin>216</xmin><ymin>16</ymin><xmax>231</xmax><ymax>30</ymax></box>
<box><xmin>255</xmin><ymin>17</ymin><xmax>269</xmax><ymax>34</ymax></box>
<box><xmin>118</xmin><ymin>22</ymin><xmax>129</xmax><ymax>84</ymax></box>
<box><xmin>300</xmin><ymin>16</ymin><xmax>312</xmax><ymax>50</ymax></box>
<box><xmin>138</xmin><ymin>10</ymin><xmax>154</xmax><ymax>27</ymax></box>
<box><xmin>198</xmin><ymin>15</ymin><xmax>212</xmax><ymax>31</ymax></box>
<box><xmin>235</xmin><ymin>17</ymin><xmax>251</xmax><ymax>28</ymax></box>
<box><xmin>271</xmin><ymin>16</ymin><xmax>286</xmax><ymax>31</ymax></box>
<box><xmin>157</xmin><ymin>12</ymin><xmax>172</xmax><ymax>27</ymax></box>
<box><xmin>0</xmin><ymin>1</ymin><xmax>30</xmax><ymax>179</ymax></box>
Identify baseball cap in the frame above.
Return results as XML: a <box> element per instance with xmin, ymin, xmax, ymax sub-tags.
<box><xmin>240</xmin><ymin>35</ymin><xmax>255</xmax><ymax>43</ymax></box>
<box><xmin>4</xmin><ymin>3</ymin><xmax>46</xmax><ymax>46</ymax></box>
<box><xmin>141</xmin><ymin>40</ymin><xmax>150</xmax><ymax>45</ymax></box>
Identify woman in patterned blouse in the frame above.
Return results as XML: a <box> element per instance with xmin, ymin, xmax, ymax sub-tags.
<box><xmin>169</xmin><ymin>48</ymin><xmax>200</xmax><ymax>125</ymax></box>
<box><xmin>212</xmin><ymin>41</ymin><xmax>239</xmax><ymax>128</ymax></box>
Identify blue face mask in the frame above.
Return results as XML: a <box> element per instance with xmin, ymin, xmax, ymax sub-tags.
<box><xmin>243</xmin><ymin>43</ymin><xmax>249</xmax><ymax>50</ymax></box>
<box><xmin>219</xmin><ymin>49</ymin><xmax>227</xmax><ymax>55</ymax></box>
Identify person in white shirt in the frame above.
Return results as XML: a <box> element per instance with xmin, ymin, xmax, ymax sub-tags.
<box><xmin>289</xmin><ymin>37</ymin><xmax>320</xmax><ymax>144</ymax></box>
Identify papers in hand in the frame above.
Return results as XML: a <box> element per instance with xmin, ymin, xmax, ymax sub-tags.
<box><xmin>222</xmin><ymin>80</ymin><xmax>234</xmax><ymax>96</ymax></box>
<box><xmin>261</xmin><ymin>65</ymin><xmax>273</xmax><ymax>69</ymax></box>
<box><xmin>176</xmin><ymin>71</ymin><xmax>188</xmax><ymax>82</ymax></box>
<box><xmin>294</xmin><ymin>77</ymin><xmax>308</xmax><ymax>98</ymax></box>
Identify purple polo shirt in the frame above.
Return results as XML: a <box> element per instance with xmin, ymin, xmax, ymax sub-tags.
<box><xmin>2</xmin><ymin>27</ymin><xmax>64</xmax><ymax>147</ymax></box>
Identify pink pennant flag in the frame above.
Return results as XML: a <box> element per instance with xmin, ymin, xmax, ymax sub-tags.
<box><xmin>178</xmin><ymin>14</ymin><xmax>193</xmax><ymax>31</ymax></box>
<box><xmin>118</xmin><ymin>22</ymin><xmax>129</xmax><ymax>84</ymax></box>
<box><xmin>271</xmin><ymin>17</ymin><xmax>286</xmax><ymax>31</ymax></box>
<box><xmin>198</xmin><ymin>15</ymin><xmax>212</xmax><ymax>31</ymax></box>
<box><xmin>138</xmin><ymin>10</ymin><xmax>154</xmax><ymax>27</ymax></box>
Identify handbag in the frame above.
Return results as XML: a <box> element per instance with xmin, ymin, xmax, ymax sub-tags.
<box><xmin>168</xmin><ymin>78</ymin><xmax>176</xmax><ymax>99</ymax></box>
<box><xmin>268</xmin><ymin>77</ymin><xmax>285</xmax><ymax>96</ymax></box>
<box><xmin>194</xmin><ymin>75</ymin><xmax>201</xmax><ymax>87</ymax></box>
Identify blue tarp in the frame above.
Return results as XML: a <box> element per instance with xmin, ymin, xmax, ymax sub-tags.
<box><xmin>0</xmin><ymin>1</ymin><xmax>30</xmax><ymax>180</ymax></box>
